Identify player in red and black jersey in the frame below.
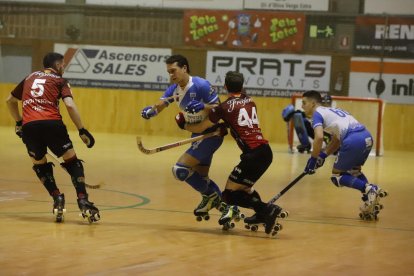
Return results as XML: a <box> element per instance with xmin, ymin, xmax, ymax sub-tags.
<box><xmin>6</xmin><ymin>52</ymin><xmax>100</xmax><ymax>223</ymax></box>
<box><xmin>176</xmin><ymin>71</ymin><xmax>287</xmax><ymax>235</ymax></box>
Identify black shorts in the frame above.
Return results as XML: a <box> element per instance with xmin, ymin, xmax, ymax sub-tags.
<box><xmin>229</xmin><ymin>143</ymin><xmax>273</xmax><ymax>187</ymax></box>
<box><xmin>22</xmin><ymin>120</ymin><xmax>73</xmax><ymax>160</ymax></box>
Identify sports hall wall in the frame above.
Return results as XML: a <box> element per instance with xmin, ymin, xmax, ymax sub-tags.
<box><xmin>0</xmin><ymin>1</ymin><xmax>413</xmax><ymax>151</ymax></box>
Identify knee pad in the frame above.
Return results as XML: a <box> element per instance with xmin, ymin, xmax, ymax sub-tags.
<box><xmin>172</xmin><ymin>164</ymin><xmax>194</xmax><ymax>181</ymax></box>
<box><xmin>33</xmin><ymin>162</ymin><xmax>55</xmax><ymax>181</ymax></box>
<box><xmin>61</xmin><ymin>158</ymin><xmax>85</xmax><ymax>185</ymax></box>
<box><xmin>330</xmin><ymin>173</ymin><xmax>343</xmax><ymax>187</ymax></box>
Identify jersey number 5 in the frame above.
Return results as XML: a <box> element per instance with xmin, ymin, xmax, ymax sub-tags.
<box><xmin>30</xmin><ymin>79</ymin><xmax>46</xmax><ymax>97</ymax></box>
<box><xmin>238</xmin><ymin>107</ymin><xmax>259</xmax><ymax>128</ymax></box>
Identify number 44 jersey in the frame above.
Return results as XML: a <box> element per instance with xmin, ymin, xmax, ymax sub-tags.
<box><xmin>209</xmin><ymin>93</ymin><xmax>268</xmax><ymax>151</ymax></box>
<box><xmin>11</xmin><ymin>69</ymin><xmax>73</xmax><ymax>125</ymax></box>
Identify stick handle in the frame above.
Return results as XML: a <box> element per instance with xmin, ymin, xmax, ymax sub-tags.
<box><xmin>137</xmin><ymin>129</ymin><xmax>220</xmax><ymax>155</ymax></box>
<box><xmin>268</xmin><ymin>172</ymin><xmax>307</xmax><ymax>205</ymax></box>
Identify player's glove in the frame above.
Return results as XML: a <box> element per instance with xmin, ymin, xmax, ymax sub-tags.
<box><xmin>175</xmin><ymin>112</ymin><xmax>186</xmax><ymax>130</ymax></box>
<box><xmin>141</xmin><ymin>106</ymin><xmax>157</xmax><ymax>120</ymax></box>
<box><xmin>217</xmin><ymin>123</ymin><xmax>228</xmax><ymax>136</ymax></box>
<box><xmin>304</xmin><ymin>156</ymin><xmax>318</xmax><ymax>174</ymax></box>
<box><xmin>316</xmin><ymin>152</ymin><xmax>328</xmax><ymax>169</ymax></box>
<box><xmin>185</xmin><ymin>100</ymin><xmax>205</xmax><ymax>114</ymax></box>
<box><xmin>79</xmin><ymin>128</ymin><xmax>95</xmax><ymax>148</ymax></box>
<box><xmin>15</xmin><ymin>120</ymin><xmax>23</xmax><ymax>138</ymax></box>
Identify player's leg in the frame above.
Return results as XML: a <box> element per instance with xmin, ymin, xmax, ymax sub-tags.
<box><xmin>221</xmin><ymin>144</ymin><xmax>285</xmax><ymax>233</ymax></box>
<box><xmin>173</xmin><ymin>135</ymin><xmax>224</xmax><ymax>220</ymax></box>
<box><xmin>293</xmin><ymin>113</ymin><xmax>311</xmax><ymax>153</ymax></box>
<box><xmin>331</xmin><ymin>130</ymin><xmax>387</xmax><ymax>219</ymax></box>
<box><xmin>23</xmin><ymin>123</ymin><xmax>65</xmax><ymax>222</ymax></box>
<box><xmin>47</xmin><ymin>121</ymin><xmax>100</xmax><ymax>222</ymax></box>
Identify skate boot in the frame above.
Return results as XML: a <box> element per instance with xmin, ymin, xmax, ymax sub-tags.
<box><xmin>193</xmin><ymin>192</ymin><xmax>221</xmax><ymax>222</ymax></box>
<box><xmin>218</xmin><ymin>203</ymin><xmax>245</xmax><ymax>231</ymax></box>
<box><xmin>77</xmin><ymin>195</ymin><xmax>100</xmax><ymax>223</ymax></box>
<box><xmin>297</xmin><ymin>144</ymin><xmax>311</xmax><ymax>153</ymax></box>
<box><xmin>359</xmin><ymin>184</ymin><xmax>388</xmax><ymax>220</ymax></box>
<box><xmin>244</xmin><ymin>205</ymin><xmax>289</xmax><ymax>236</ymax></box>
<box><xmin>52</xmin><ymin>193</ymin><xmax>66</xmax><ymax>223</ymax></box>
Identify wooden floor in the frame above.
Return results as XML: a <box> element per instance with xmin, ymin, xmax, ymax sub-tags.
<box><xmin>0</xmin><ymin>126</ymin><xmax>413</xmax><ymax>276</ymax></box>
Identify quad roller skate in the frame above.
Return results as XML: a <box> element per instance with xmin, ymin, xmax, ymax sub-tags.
<box><xmin>193</xmin><ymin>192</ymin><xmax>221</xmax><ymax>222</ymax></box>
<box><xmin>359</xmin><ymin>184</ymin><xmax>388</xmax><ymax>220</ymax></box>
<box><xmin>77</xmin><ymin>196</ymin><xmax>100</xmax><ymax>223</ymax></box>
<box><xmin>52</xmin><ymin>193</ymin><xmax>66</xmax><ymax>223</ymax></box>
<box><xmin>244</xmin><ymin>205</ymin><xmax>289</xmax><ymax>236</ymax></box>
<box><xmin>218</xmin><ymin>203</ymin><xmax>245</xmax><ymax>231</ymax></box>
<box><xmin>297</xmin><ymin>144</ymin><xmax>311</xmax><ymax>154</ymax></box>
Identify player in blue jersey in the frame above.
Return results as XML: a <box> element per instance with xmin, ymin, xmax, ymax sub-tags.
<box><xmin>302</xmin><ymin>90</ymin><xmax>388</xmax><ymax>220</ymax></box>
<box><xmin>140</xmin><ymin>54</ymin><xmax>226</xmax><ymax>222</ymax></box>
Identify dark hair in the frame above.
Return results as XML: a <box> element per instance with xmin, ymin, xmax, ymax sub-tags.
<box><xmin>225</xmin><ymin>71</ymin><xmax>244</xmax><ymax>93</ymax></box>
<box><xmin>303</xmin><ymin>90</ymin><xmax>322</xmax><ymax>103</ymax></box>
<box><xmin>43</xmin><ymin>52</ymin><xmax>64</xmax><ymax>68</ymax></box>
<box><xmin>165</xmin><ymin>54</ymin><xmax>190</xmax><ymax>73</ymax></box>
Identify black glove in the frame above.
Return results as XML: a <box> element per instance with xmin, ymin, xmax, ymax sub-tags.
<box><xmin>79</xmin><ymin>128</ymin><xmax>95</xmax><ymax>148</ymax></box>
<box><xmin>15</xmin><ymin>120</ymin><xmax>23</xmax><ymax>138</ymax></box>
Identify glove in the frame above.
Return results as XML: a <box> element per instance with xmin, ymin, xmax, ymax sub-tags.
<box><xmin>185</xmin><ymin>100</ymin><xmax>205</xmax><ymax>114</ymax></box>
<box><xmin>217</xmin><ymin>123</ymin><xmax>228</xmax><ymax>136</ymax></box>
<box><xmin>175</xmin><ymin>112</ymin><xmax>186</xmax><ymax>130</ymax></box>
<box><xmin>141</xmin><ymin>106</ymin><xmax>157</xmax><ymax>120</ymax></box>
<box><xmin>79</xmin><ymin>128</ymin><xmax>95</xmax><ymax>148</ymax></box>
<box><xmin>304</xmin><ymin>156</ymin><xmax>317</xmax><ymax>174</ymax></box>
<box><xmin>316</xmin><ymin>152</ymin><xmax>328</xmax><ymax>169</ymax></box>
<box><xmin>15</xmin><ymin>120</ymin><xmax>23</xmax><ymax>138</ymax></box>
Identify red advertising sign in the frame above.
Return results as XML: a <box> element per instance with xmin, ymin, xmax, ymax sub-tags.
<box><xmin>183</xmin><ymin>10</ymin><xmax>305</xmax><ymax>52</ymax></box>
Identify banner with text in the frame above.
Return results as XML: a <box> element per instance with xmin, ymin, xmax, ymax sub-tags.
<box><xmin>54</xmin><ymin>43</ymin><xmax>171</xmax><ymax>90</ymax></box>
<box><xmin>349</xmin><ymin>57</ymin><xmax>414</xmax><ymax>104</ymax></box>
<box><xmin>184</xmin><ymin>10</ymin><xmax>305</xmax><ymax>52</ymax></box>
<box><xmin>354</xmin><ymin>16</ymin><xmax>414</xmax><ymax>58</ymax></box>
<box><xmin>244</xmin><ymin>0</ymin><xmax>329</xmax><ymax>11</ymax></box>
<box><xmin>206</xmin><ymin>51</ymin><xmax>331</xmax><ymax>97</ymax></box>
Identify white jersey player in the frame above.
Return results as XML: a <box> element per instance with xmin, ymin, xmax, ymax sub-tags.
<box><xmin>301</xmin><ymin>90</ymin><xmax>388</xmax><ymax>220</ymax></box>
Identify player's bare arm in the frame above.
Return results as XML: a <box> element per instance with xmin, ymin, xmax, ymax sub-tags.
<box><xmin>325</xmin><ymin>135</ymin><xmax>341</xmax><ymax>156</ymax></box>
<box><xmin>5</xmin><ymin>94</ymin><xmax>22</xmax><ymax>122</ymax></box>
<box><xmin>311</xmin><ymin>125</ymin><xmax>324</xmax><ymax>158</ymax></box>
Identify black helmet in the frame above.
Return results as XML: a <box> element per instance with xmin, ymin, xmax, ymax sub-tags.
<box><xmin>322</xmin><ymin>94</ymin><xmax>332</xmax><ymax>106</ymax></box>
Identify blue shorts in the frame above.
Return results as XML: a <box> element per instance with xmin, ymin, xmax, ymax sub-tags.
<box><xmin>186</xmin><ymin>134</ymin><xmax>223</xmax><ymax>166</ymax></box>
<box><xmin>334</xmin><ymin>129</ymin><xmax>373</xmax><ymax>171</ymax></box>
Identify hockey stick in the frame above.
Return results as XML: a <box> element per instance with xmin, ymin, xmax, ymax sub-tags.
<box><xmin>46</xmin><ymin>152</ymin><xmax>103</xmax><ymax>189</ymax></box>
<box><xmin>137</xmin><ymin>129</ymin><xmax>221</xmax><ymax>155</ymax></box>
<box><xmin>268</xmin><ymin>172</ymin><xmax>307</xmax><ymax>205</ymax></box>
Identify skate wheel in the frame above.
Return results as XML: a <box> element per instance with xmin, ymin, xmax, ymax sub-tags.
<box><xmin>379</xmin><ymin>190</ymin><xmax>388</xmax><ymax>198</ymax></box>
<box><xmin>230</xmin><ymin>222</ymin><xmax>235</xmax><ymax>229</ymax></box>
<box><xmin>196</xmin><ymin>216</ymin><xmax>202</xmax><ymax>222</ymax></box>
<box><xmin>279</xmin><ymin>211</ymin><xmax>289</xmax><ymax>219</ymax></box>
<box><xmin>204</xmin><ymin>215</ymin><xmax>210</xmax><ymax>221</ymax></box>
<box><xmin>251</xmin><ymin>225</ymin><xmax>258</xmax><ymax>232</ymax></box>
<box><xmin>271</xmin><ymin>230</ymin><xmax>278</xmax><ymax>236</ymax></box>
<box><xmin>374</xmin><ymin>204</ymin><xmax>382</xmax><ymax>211</ymax></box>
<box><xmin>245</xmin><ymin>224</ymin><xmax>251</xmax><ymax>230</ymax></box>
<box><xmin>239</xmin><ymin>213</ymin><xmax>245</xmax><ymax>219</ymax></box>
<box><xmin>274</xmin><ymin>223</ymin><xmax>282</xmax><ymax>232</ymax></box>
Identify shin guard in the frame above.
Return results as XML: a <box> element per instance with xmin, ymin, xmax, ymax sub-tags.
<box><xmin>33</xmin><ymin>162</ymin><xmax>59</xmax><ymax>196</ymax></box>
<box><xmin>60</xmin><ymin>158</ymin><xmax>87</xmax><ymax>196</ymax></box>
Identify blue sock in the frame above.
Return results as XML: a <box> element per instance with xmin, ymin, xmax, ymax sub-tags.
<box><xmin>357</xmin><ymin>172</ymin><xmax>368</xmax><ymax>183</ymax></box>
<box><xmin>185</xmin><ymin>171</ymin><xmax>210</xmax><ymax>194</ymax></box>
<box><xmin>339</xmin><ymin>174</ymin><xmax>366</xmax><ymax>192</ymax></box>
<box><xmin>204</xmin><ymin>179</ymin><xmax>222</xmax><ymax>196</ymax></box>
